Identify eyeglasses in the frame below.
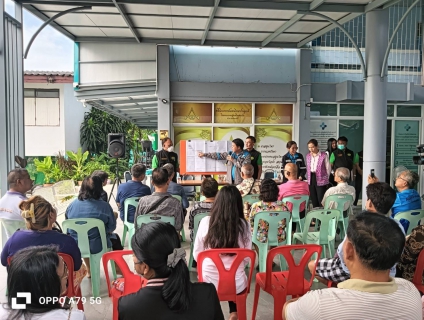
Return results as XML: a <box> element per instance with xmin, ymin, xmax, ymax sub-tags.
<box><xmin>396</xmin><ymin>176</ymin><xmax>408</xmax><ymax>183</ymax></box>
<box><xmin>133</xmin><ymin>254</ymin><xmax>143</xmax><ymax>265</ymax></box>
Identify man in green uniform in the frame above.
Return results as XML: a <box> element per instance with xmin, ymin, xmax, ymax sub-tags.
<box><xmin>152</xmin><ymin>137</ymin><xmax>179</xmax><ymax>183</ymax></box>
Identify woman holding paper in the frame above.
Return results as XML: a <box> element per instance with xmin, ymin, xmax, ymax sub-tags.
<box><xmin>198</xmin><ymin>138</ymin><xmax>251</xmax><ymax>185</ymax></box>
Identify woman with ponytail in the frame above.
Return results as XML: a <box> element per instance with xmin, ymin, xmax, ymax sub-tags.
<box><xmin>118</xmin><ymin>222</ymin><xmax>224</xmax><ymax>320</ymax></box>
<box><xmin>0</xmin><ymin>195</ymin><xmax>86</xmax><ymax>288</ymax></box>
<box><xmin>193</xmin><ymin>185</ymin><xmax>252</xmax><ymax>320</ymax></box>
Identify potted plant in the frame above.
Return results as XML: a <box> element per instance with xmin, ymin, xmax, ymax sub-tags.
<box><xmin>66</xmin><ymin>148</ymin><xmax>89</xmax><ymax>185</ymax></box>
<box><xmin>34</xmin><ymin>157</ymin><xmax>55</xmax><ymax>186</ymax></box>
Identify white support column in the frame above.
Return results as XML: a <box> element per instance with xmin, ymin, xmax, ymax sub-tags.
<box><xmin>157</xmin><ymin>45</ymin><xmax>170</xmax><ymax>137</ymax></box>
<box><xmin>295</xmin><ymin>49</ymin><xmax>312</xmax><ymax>155</ymax></box>
<box><xmin>362</xmin><ymin>9</ymin><xmax>389</xmax><ymax>208</ymax></box>
<box><xmin>0</xmin><ymin>0</ymin><xmax>7</xmax><ymax>195</ymax></box>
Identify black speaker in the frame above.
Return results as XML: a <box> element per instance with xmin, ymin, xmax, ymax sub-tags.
<box><xmin>108</xmin><ymin>133</ymin><xmax>125</xmax><ymax>158</ymax></box>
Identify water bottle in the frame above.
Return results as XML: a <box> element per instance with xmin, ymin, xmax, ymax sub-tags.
<box><xmin>177</xmin><ymin>173</ymin><xmax>181</xmax><ymax>184</ymax></box>
<box><xmin>273</xmin><ymin>170</ymin><xmax>277</xmax><ymax>179</ymax></box>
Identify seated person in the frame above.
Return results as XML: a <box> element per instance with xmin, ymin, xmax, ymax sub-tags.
<box><xmin>91</xmin><ymin>170</ymin><xmax>109</xmax><ymax>202</ymax></box>
<box><xmin>66</xmin><ymin>176</ymin><xmax>123</xmax><ymax>277</ymax></box>
<box><xmin>0</xmin><ymin>245</ymin><xmax>86</xmax><ymax>320</ymax></box>
<box><xmin>189</xmin><ymin>178</ymin><xmax>218</xmax><ymax>242</ymax></box>
<box><xmin>309</xmin><ymin>182</ymin><xmax>400</xmax><ymax>284</ymax></box>
<box><xmin>135</xmin><ymin>168</ymin><xmax>183</xmax><ymax>232</ymax></box>
<box><xmin>194</xmin><ymin>186</ymin><xmax>251</xmax><ymax>320</ymax></box>
<box><xmin>116</xmin><ymin>164</ymin><xmax>151</xmax><ymax>223</ymax></box>
<box><xmin>1</xmin><ymin>195</ymin><xmax>86</xmax><ymax>288</ymax></box>
<box><xmin>321</xmin><ymin>167</ymin><xmax>355</xmax><ymax>216</ymax></box>
<box><xmin>396</xmin><ymin>225</ymin><xmax>424</xmax><ymax>283</ymax></box>
<box><xmin>162</xmin><ymin>163</ymin><xmax>189</xmax><ymax>211</ymax></box>
<box><xmin>0</xmin><ymin>168</ymin><xmax>33</xmax><ymax>223</ymax></box>
<box><xmin>370</xmin><ymin>170</ymin><xmax>421</xmax><ymax>233</ymax></box>
<box><xmin>284</xmin><ymin>213</ymin><xmax>422</xmax><ymax>320</ymax></box>
<box><xmin>278</xmin><ymin>163</ymin><xmax>310</xmax><ymax>231</ymax></box>
<box><xmin>118</xmin><ymin>222</ymin><xmax>224</xmax><ymax>320</ymax></box>
<box><xmin>249</xmin><ymin>179</ymin><xmax>289</xmax><ymax>245</ymax></box>
<box><xmin>236</xmin><ymin>164</ymin><xmax>261</xmax><ymax>197</ymax></box>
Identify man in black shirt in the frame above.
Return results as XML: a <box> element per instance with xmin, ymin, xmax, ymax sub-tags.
<box><xmin>152</xmin><ymin>137</ymin><xmax>179</xmax><ymax>183</ymax></box>
<box><xmin>245</xmin><ymin>136</ymin><xmax>262</xmax><ymax>179</ymax></box>
<box><xmin>329</xmin><ymin>136</ymin><xmax>358</xmax><ymax>182</ymax></box>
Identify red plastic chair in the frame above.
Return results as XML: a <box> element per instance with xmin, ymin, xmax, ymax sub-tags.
<box><xmin>251</xmin><ymin>244</ymin><xmax>322</xmax><ymax>320</ymax></box>
<box><xmin>412</xmin><ymin>249</ymin><xmax>424</xmax><ymax>294</ymax></box>
<box><xmin>197</xmin><ymin>248</ymin><xmax>256</xmax><ymax>320</ymax></box>
<box><xmin>102</xmin><ymin>250</ymin><xmax>147</xmax><ymax>320</ymax></box>
<box><xmin>7</xmin><ymin>253</ymin><xmax>84</xmax><ymax>310</ymax></box>
<box><xmin>59</xmin><ymin>253</ymin><xmax>84</xmax><ymax>311</ymax></box>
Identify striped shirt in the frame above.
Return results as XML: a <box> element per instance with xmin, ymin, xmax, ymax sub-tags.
<box><xmin>286</xmin><ymin>278</ymin><xmax>422</xmax><ymax>320</ymax></box>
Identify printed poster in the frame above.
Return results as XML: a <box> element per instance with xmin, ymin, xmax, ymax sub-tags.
<box><xmin>310</xmin><ymin>119</ymin><xmax>338</xmax><ymax>150</ymax></box>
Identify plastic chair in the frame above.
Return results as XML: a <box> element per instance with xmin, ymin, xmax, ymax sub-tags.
<box><xmin>62</xmin><ymin>218</ymin><xmax>116</xmax><ymax>298</ymax></box>
<box><xmin>243</xmin><ymin>194</ymin><xmax>260</xmax><ymax>205</ymax></box>
<box><xmin>324</xmin><ymin>194</ymin><xmax>353</xmax><ymax>239</ymax></box>
<box><xmin>264</xmin><ymin>172</ymin><xmax>275</xmax><ymax>179</ymax></box>
<box><xmin>124</xmin><ymin>171</ymin><xmax>132</xmax><ymax>182</ymax></box>
<box><xmin>59</xmin><ymin>253</ymin><xmax>84</xmax><ymax>311</ymax></box>
<box><xmin>182</xmin><ymin>175</ymin><xmax>196</xmax><ymax>200</ymax></box>
<box><xmin>121</xmin><ymin>197</ymin><xmax>140</xmax><ymax>249</ymax></box>
<box><xmin>394</xmin><ymin>210</ymin><xmax>424</xmax><ymax>235</ymax></box>
<box><xmin>293</xmin><ymin>209</ymin><xmax>339</xmax><ymax>258</ymax></box>
<box><xmin>171</xmin><ymin>194</ymin><xmax>186</xmax><ymax>241</ymax></box>
<box><xmin>135</xmin><ymin>214</ymin><xmax>175</xmax><ymax>229</ymax></box>
<box><xmin>251</xmin><ymin>244</ymin><xmax>322</xmax><ymax>320</ymax></box>
<box><xmin>282</xmin><ymin>195</ymin><xmax>309</xmax><ymax>233</ymax></box>
<box><xmin>188</xmin><ymin>212</ymin><xmax>210</xmax><ymax>271</ymax></box>
<box><xmin>197</xmin><ymin>248</ymin><xmax>256</xmax><ymax>320</ymax></box>
<box><xmin>252</xmin><ymin>211</ymin><xmax>292</xmax><ymax>272</ymax></box>
<box><xmin>412</xmin><ymin>249</ymin><xmax>424</xmax><ymax>294</ymax></box>
<box><xmin>102</xmin><ymin>250</ymin><xmax>147</xmax><ymax>320</ymax></box>
<box><xmin>0</xmin><ymin>219</ymin><xmax>25</xmax><ymax>248</ymax></box>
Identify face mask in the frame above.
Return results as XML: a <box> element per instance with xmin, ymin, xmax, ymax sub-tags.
<box><xmin>167</xmin><ymin>146</ymin><xmax>174</xmax><ymax>152</ymax></box>
<box><xmin>337</xmin><ymin>144</ymin><xmax>345</xmax><ymax>150</ymax></box>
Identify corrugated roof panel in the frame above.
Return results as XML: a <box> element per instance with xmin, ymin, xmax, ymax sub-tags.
<box><xmin>65</xmin><ymin>27</ymin><xmax>107</xmax><ymax>37</ymax></box>
<box><xmin>138</xmin><ymin>29</ymin><xmax>174</xmax><ymax>38</ymax></box>
<box><xmin>86</xmin><ymin>14</ymin><xmax>127</xmax><ymax>27</ymax></box>
<box><xmin>208</xmin><ymin>31</ymin><xmax>268</xmax><ymax>41</ymax></box>
<box><xmin>211</xmin><ymin>18</ymin><xmax>284</xmax><ymax>32</ymax></box>
<box><xmin>100</xmin><ymin>28</ymin><xmax>134</xmax><ymax>37</ymax></box>
<box><xmin>285</xmin><ymin>21</ymin><xmax>330</xmax><ymax>33</ymax></box>
<box><xmin>274</xmin><ymin>33</ymin><xmax>312</xmax><ymax>42</ymax></box>
<box><xmin>124</xmin><ymin>4</ymin><xmax>172</xmax><ymax>15</ymax></box>
<box><xmin>170</xmin><ymin>5</ymin><xmax>212</xmax><ymax>16</ymax></box>
<box><xmin>302</xmin><ymin>12</ymin><xmax>350</xmax><ymax>21</ymax></box>
<box><xmin>171</xmin><ymin>17</ymin><xmax>208</xmax><ymax>29</ymax></box>
<box><xmin>131</xmin><ymin>15</ymin><xmax>173</xmax><ymax>28</ymax></box>
<box><xmin>172</xmin><ymin>30</ymin><xmax>203</xmax><ymax>39</ymax></box>
<box><xmin>43</xmin><ymin>12</ymin><xmax>97</xmax><ymax>26</ymax></box>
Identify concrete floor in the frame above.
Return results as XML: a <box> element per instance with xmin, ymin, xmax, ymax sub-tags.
<box><xmin>0</xmin><ymin>184</ymin><xmax>348</xmax><ymax>320</ymax></box>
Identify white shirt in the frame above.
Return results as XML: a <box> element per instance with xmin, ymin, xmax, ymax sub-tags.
<box><xmin>193</xmin><ymin>216</ymin><xmax>252</xmax><ymax>294</ymax></box>
<box><xmin>0</xmin><ymin>306</ymin><xmax>86</xmax><ymax>320</ymax></box>
<box><xmin>0</xmin><ymin>191</ymin><xmax>26</xmax><ymax>221</ymax></box>
<box><xmin>321</xmin><ymin>182</ymin><xmax>356</xmax><ymax>211</ymax></box>
<box><xmin>310</xmin><ymin>152</ymin><xmax>331</xmax><ymax>176</ymax></box>
<box><xmin>286</xmin><ymin>278</ymin><xmax>422</xmax><ymax>320</ymax></box>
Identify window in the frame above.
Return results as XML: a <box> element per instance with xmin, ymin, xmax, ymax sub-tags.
<box><xmin>310</xmin><ymin>104</ymin><xmax>337</xmax><ymax>116</ymax></box>
<box><xmin>397</xmin><ymin>105</ymin><xmax>421</xmax><ymax>117</ymax></box>
<box><xmin>24</xmin><ymin>89</ymin><xmax>60</xmax><ymax>126</ymax></box>
<box><xmin>340</xmin><ymin>104</ymin><xmax>364</xmax><ymax>116</ymax></box>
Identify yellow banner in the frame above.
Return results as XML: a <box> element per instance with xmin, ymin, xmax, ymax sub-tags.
<box><xmin>255</xmin><ymin>104</ymin><xmax>293</xmax><ymax>124</ymax></box>
<box><xmin>214</xmin><ymin>103</ymin><xmax>252</xmax><ymax>123</ymax></box>
<box><xmin>213</xmin><ymin>127</ymin><xmax>251</xmax><ymax>141</ymax></box>
<box><xmin>173</xmin><ymin>103</ymin><xmax>212</xmax><ymax>123</ymax></box>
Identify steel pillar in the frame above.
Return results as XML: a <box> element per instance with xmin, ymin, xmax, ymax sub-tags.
<box><xmin>362</xmin><ymin>9</ymin><xmax>389</xmax><ymax>208</ymax></box>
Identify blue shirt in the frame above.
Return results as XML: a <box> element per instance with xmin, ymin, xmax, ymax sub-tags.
<box><xmin>392</xmin><ymin>189</ymin><xmax>422</xmax><ymax>232</ymax></box>
<box><xmin>116</xmin><ymin>181</ymin><xmax>151</xmax><ymax>223</ymax></box>
<box><xmin>65</xmin><ymin>198</ymin><xmax>116</xmax><ymax>254</ymax></box>
<box><xmin>229</xmin><ymin>150</ymin><xmax>250</xmax><ymax>182</ymax></box>
<box><xmin>165</xmin><ymin>182</ymin><xmax>189</xmax><ymax>209</ymax></box>
<box><xmin>1</xmin><ymin>229</ymin><xmax>82</xmax><ymax>270</ymax></box>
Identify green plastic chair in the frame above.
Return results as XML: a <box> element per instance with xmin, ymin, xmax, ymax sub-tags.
<box><xmin>171</xmin><ymin>194</ymin><xmax>186</xmax><ymax>242</ymax></box>
<box><xmin>282</xmin><ymin>195</ymin><xmax>309</xmax><ymax>234</ymax></box>
<box><xmin>252</xmin><ymin>210</ymin><xmax>292</xmax><ymax>272</ymax></box>
<box><xmin>293</xmin><ymin>209</ymin><xmax>340</xmax><ymax>258</ymax></box>
<box><xmin>199</xmin><ymin>196</ymin><xmax>206</xmax><ymax>201</ymax></box>
<box><xmin>136</xmin><ymin>214</ymin><xmax>175</xmax><ymax>229</ymax></box>
<box><xmin>62</xmin><ymin>218</ymin><xmax>116</xmax><ymax>298</ymax></box>
<box><xmin>324</xmin><ymin>194</ymin><xmax>353</xmax><ymax>239</ymax></box>
<box><xmin>121</xmin><ymin>197</ymin><xmax>140</xmax><ymax>249</ymax></box>
<box><xmin>188</xmin><ymin>212</ymin><xmax>210</xmax><ymax>271</ymax></box>
<box><xmin>243</xmin><ymin>194</ymin><xmax>260</xmax><ymax>205</ymax></box>
<box><xmin>394</xmin><ymin>210</ymin><xmax>424</xmax><ymax>235</ymax></box>
<box><xmin>0</xmin><ymin>219</ymin><xmax>25</xmax><ymax>249</ymax></box>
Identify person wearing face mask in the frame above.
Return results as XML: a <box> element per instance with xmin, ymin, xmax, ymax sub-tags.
<box><xmin>281</xmin><ymin>141</ymin><xmax>306</xmax><ymax>183</ymax></box>
<box><xmin>152</xmin><ymin>137</ymin><xmax>179</xmax><ymax>183</ymax></box>
<box><xmin>329</xmin><ymin>136</ymin><xmax>359</xmax><ymax>181</ymax></box>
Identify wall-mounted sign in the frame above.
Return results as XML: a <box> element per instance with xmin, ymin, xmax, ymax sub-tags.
<box><xmin>214</xmin><ymin>103</ymin><xmax>252</xmax><ymax>123</ymax></box>
<box><xmin>310</xmin><ymin>119</ymin><xmax>337</xmax><ymax>150</ymax></box>
<box><xmin>255</xmin><ymin>104</ymin><xmax>293</xmax><ymax>124</ymax></box>
<box><xmin>173</xmin><ymin>103</ymin><xmax>212</xmax><ymax>123</ymax></box>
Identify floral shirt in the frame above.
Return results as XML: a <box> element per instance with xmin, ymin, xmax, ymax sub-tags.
<box><xmin>236</xmin><ymin>178</ymin><xmax>261</xmax><ymax>197</ymax></box>
<box><xmin>248</xmin><ymin>200</ymin><xmax>290</xmax><ymax>243</ymax></box>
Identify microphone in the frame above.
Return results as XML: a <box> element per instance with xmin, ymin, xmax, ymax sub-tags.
<box><xmin>226</xmin><ymin>151</ymin><xmax>233</xmax><ymax>165</ymax></box>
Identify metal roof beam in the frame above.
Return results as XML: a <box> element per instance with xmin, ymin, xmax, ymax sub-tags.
<box><xmin>22</xmin><ymin>4</ymin><xmax>76</xmax><ymax>40</ymax></box>
<box><xmin>18</xmin><ymin>0</ymin><xmax>114</xmax><ymax>5</ymax></box>
<box><xmin>102</xmin><ymin>97</ymin><xmax>157</xmax><ymax>105</ymax></box>
<box><xmin>112</xmin><ymin>0</ymin><xmax>141</xmax><ymax>43</ymax></box>
<box><xmin>262</xmin><ymin>13</ymin><xmax>304</xmax><ymax>47</ymax></box>
<box><xmin>309</xmin><ymin>0</ymin><xmax>326</xmax><ymax>11</ymax></box>
<box><xmin>365</xmin><ymin>0</ymin><xmax>396</xmax><ymax>13</ymax></box>
<box><xmin>297</xmin><ymin>13</ymin><xmax>362</xmax><ymax>47</ymax></box>
<box><xmin>201</xmin><ymin>0</ymin><xmax>220</xmax><ymax>45</ymax></box>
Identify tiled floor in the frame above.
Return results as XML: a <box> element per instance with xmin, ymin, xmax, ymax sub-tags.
<box><xmin>0</xmin><ymin>185</ymin><xmax>351</xmax><ymax>320</ymax></box>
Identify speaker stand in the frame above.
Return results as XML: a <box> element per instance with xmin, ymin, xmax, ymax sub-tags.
<box><xmin>108</xmin><ymin>158</ymin><xmax>121</xmax><ymax>203</ymax></box>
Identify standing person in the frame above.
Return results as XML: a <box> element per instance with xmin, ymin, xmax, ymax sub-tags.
<box><xmin>152</xmin><ymin>137</ymin><xmax>179</xmax><ymax>183</ymax></box>
<box><xmin>194</xmin><ymin>186</ymin><xmax>252</xmax><ymax>320</ymax></box>
<box><xmin>198</xmin><ymin>138</ymin><xmax>251</xmax><ymax>185</ymax></box>
<box><xmin>281</xmin><ymin>141</ymin><xmax>306</xmax><ymax>183</ymax></box>
<box><xmin>245</xmin><ymin>136</ymin><xmax>262</xmax><ymax>179</ymax></box>
<box><xmin>118</xmin><ymin>222</ymin><xmax>224</xmax><ymax>320</ymax></box>
<box><xmin>329</xmin><ymin>136</ymin><xmax>359</xmax><ymax>181</ymax></box>
<box><xmin>306</xmin><ymin>139</ymin><xmax>331</xmax><ymax>208</ymax></box>
<box><xmin>326</xmin><ymin>138</ymin><xmax>337</xmax><ymax>185</ymax></box>
<box><xmin>354</xmin><ymin>151</ymin><xmax>363</xmax><ymax>206</ymax></box>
